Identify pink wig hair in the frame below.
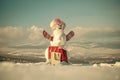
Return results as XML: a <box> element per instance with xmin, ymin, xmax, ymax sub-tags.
<box><xmin>50</xmin><ymin>18</ymin><xmax>66</xmax><ymax>30</ymax></box>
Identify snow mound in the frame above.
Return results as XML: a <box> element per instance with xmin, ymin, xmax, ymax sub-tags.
<box><xmin>0</xmin><ymin>62</ymin><xmax>120</xmax><ymax>80</ymax></box>
<box><xmin>114</xmin><ymin>62</ymin><xmax>120</xmax><ymax>67</ymax></box>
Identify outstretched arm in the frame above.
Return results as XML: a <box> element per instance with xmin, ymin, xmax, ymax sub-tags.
<box><xmin>66</xmin><ymin>31</ymin><xmax>74</xmax><ymax>41</ymax></box>
<box><xmin>43</xmin><ymin>30</ymin><xmax>53</xmax><ymax>41</ymax></box>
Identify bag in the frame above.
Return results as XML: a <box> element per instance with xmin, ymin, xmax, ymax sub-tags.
<box><xmin>50</xmin><ymin>52</ymin><xmax>61</xmax><ymax>65</ymax></box>
<box><xmin>48</xmin><ymin>46</ymin><xmax>68</xmax><ymax>64</ymax></box>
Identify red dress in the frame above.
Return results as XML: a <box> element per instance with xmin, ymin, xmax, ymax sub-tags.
<box><xmin>48</xmin><ymin>46</ymin><xmax>68</xmax><ymax>63</ymax></box>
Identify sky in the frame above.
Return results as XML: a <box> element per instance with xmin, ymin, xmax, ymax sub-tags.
<box><xmin>0</xmin><ymin>0</ymin><xmax>120</xmax><ymax>28</ymax></box>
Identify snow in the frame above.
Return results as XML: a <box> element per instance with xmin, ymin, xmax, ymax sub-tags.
<box><xmin>0</xmin><ymin>62</ymin><xmax>120</xmax><ymax>80</ymax></box>
<box><xmin>114</xmin><ymin>62</ymin><xmax>120</xmax><ymax>67</ymax></box>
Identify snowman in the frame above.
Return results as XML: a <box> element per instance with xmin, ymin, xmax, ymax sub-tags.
<box><xmin>43</xmin><ymin>18</ymin><xmax>74</xmax><ymax>65</ymax></box>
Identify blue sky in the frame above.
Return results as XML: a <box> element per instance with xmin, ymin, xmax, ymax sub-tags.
<box><xmin>0</xmin><ymin>0</ymin><xmax>120</xmax><ymax>28</ymax></box>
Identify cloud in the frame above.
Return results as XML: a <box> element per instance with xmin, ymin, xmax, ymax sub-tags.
<box><xmin>0</xmin><ymin>27</ymin><xmax>24</xmax><ymax>40</ymax></box>
<box><xmin>67</xmin><ymin>27</ymin><xmax>120</xmax><ymax>49</ymax></box>
<box><xmin>28</xmin><ymin>25</ymin><xmax>43</xmax><ymax>40</ymax></box>
<box><xmin>0</xmin><ymin>26</ymin><xmax>45</xmax><ymax>48</ymax></box>
<box><xmin>0</xmin><ymin>26</ymin><xmax>120</xmax><ymax>49</ymax></box>
<box><xmin>72</xmin><ymin>27</ymin><xmax>120</xmax><ymax>40</ymax></box>
<box><xmin>0</xmin><ymin>27</ymin><xmax>25</xmax><ymax>47</ymax></box>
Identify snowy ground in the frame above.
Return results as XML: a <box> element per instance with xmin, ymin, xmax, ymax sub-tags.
<box><xmin>0</xmin><ymin>62</ymin><xmax>120</xmax><ymax>80</ymax></box>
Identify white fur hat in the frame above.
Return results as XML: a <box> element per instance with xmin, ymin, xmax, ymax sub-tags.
<box><xmin>50</xmin><ymin>18</ymin><xmax>66</xmax><ymax>30</ymax></box>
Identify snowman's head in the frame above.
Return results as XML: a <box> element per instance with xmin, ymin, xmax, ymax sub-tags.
<box><xmin>50</xmin><ymin>18</ymin><xmax>66</xmax><ymax>31</ymax></box>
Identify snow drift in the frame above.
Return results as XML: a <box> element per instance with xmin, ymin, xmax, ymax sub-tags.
<box><xmin>0</xmin><ymin>62</ymin><xmax>120</xmax><ymax>80</ymax></box>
